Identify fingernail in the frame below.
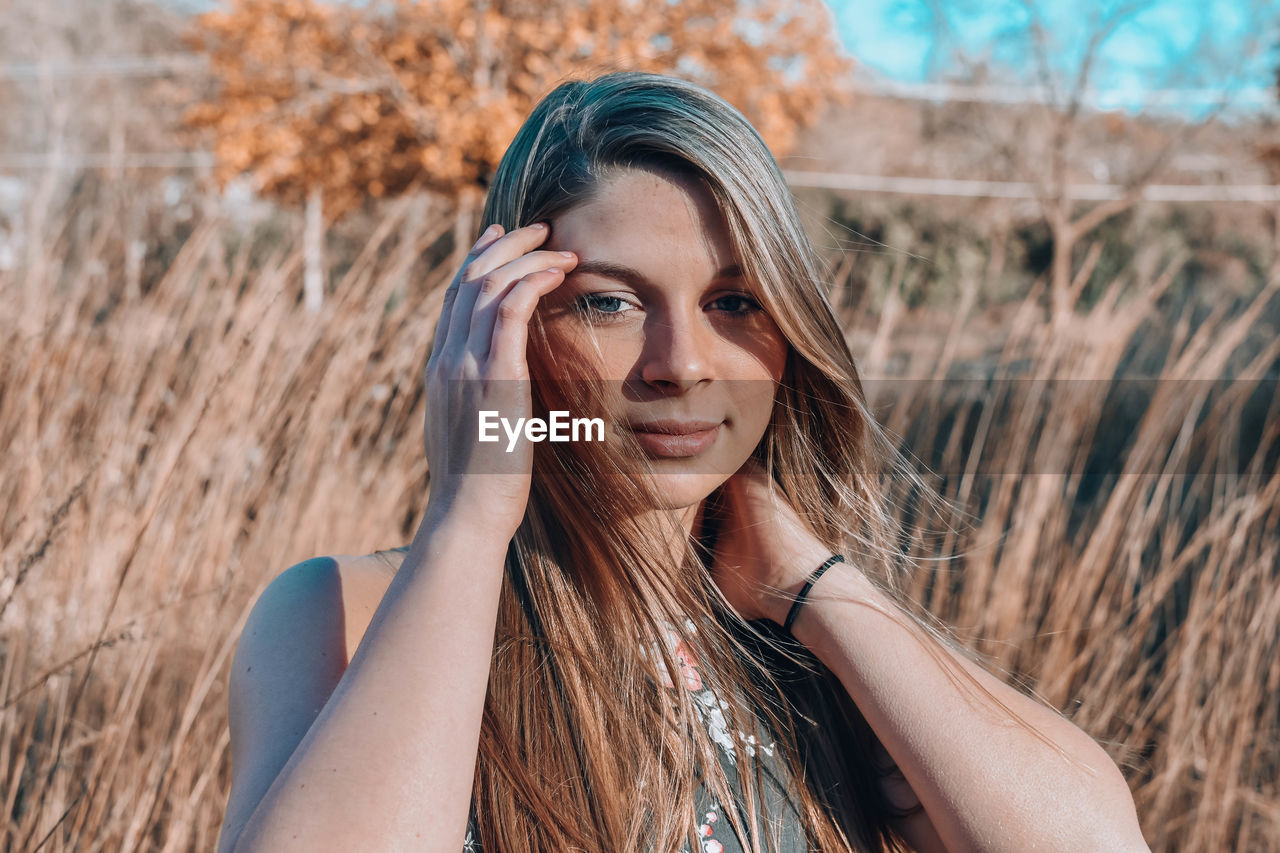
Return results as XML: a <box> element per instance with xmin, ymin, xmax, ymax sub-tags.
<box><xmin>559</xmin><ymin>251</ymin><xmax>576</xmax><ymax>259</ymax></box>
<box><xmin>547</xmin><ymin>267</ymin><xmax>563</xmax><ymax>274</ymax></box>
<box><xmin>533</xmin><ymin>222</ymin><xmax>549</xmax><ymax>231</ymax></box>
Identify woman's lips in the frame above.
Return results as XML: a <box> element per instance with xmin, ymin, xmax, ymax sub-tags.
<box><xmin>625</xmin><ymin>422</ymin><xmax>723</xmax><ymax>457</ymax></box>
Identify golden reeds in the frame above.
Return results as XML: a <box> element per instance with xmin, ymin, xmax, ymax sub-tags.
<box><xmin>1</xmin><ymin>193</ymin><xmax>1276</xmax><ymax>851</ymax></box>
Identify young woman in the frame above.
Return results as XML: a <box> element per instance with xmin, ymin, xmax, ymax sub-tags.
<box><xmin>216</xmin><ymin>72</ymin><xmax>1150</xmax><ymax>853</ymax></box>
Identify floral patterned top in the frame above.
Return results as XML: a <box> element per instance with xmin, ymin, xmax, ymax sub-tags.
<box><xmin>461</xmin><ymin>622</ymin><xmax>810</xmax><ymax>853</ymax></box>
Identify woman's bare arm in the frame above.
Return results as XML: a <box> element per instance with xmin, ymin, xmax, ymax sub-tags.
<box><xmin>217</xmin><ymin>221</ymin><xmax>577</xmax><ymax>852</ymax></box>
<box><xmin>218</xmin><ymin>509</ymin><xmax>508</xmax><ymax>853</ymax></box>
<box><xmin>786</xmin><ymin>564</ymin><xmax>1152</xmax><ymax>853</ymax></box>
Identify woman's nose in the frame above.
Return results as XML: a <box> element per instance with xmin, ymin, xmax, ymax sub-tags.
<box><xmin>638</xmin><ymin>308</ymin><xmax>713</xmax><ymax>391</ymax></box>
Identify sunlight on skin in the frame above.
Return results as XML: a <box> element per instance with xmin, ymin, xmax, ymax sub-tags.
<box><xmin>536</xmin><ymin>167</ymin><xmax>789</xmax><ymax>561</ymax></box>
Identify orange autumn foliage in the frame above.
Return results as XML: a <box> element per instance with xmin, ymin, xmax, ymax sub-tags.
<box><xmin>184</xmin><ymin>0</ymin><xmax>853</xmax><ymax>218</ymax></box>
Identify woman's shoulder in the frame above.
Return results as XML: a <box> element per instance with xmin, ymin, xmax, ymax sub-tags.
<box><xmin>329</xmin><ymin>546</ymin><xmax>409</xmax><ymax>657</ymax></box>
<box><xmin>249</xmin><ymin>547</ymin><xmax>408</xmax><ymax>664</ymax></box>
<box><xmin>331</xmin><ymin>545</ymin><xmax>409</xmax><ymax>585</ymax></box>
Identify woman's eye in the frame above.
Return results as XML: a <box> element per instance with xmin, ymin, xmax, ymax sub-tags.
<box><xmin>573</xmin><ymin>293</ymin><xmax>633</xmax><ymax>320</ymax></box>
<box><xmin>711</xmin><ymin>293</ymin><xmax>762</xmax><ymax>314</ymax></box>
<box><xmin>571</xmin><ymin>292</ymin><xmax>762</xmax><ymax>321</ymax></box>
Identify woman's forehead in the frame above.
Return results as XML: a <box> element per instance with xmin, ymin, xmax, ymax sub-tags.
<box><xmin>549</xmin><ymin>169</ymin><xmax>738</xmax><ymax>283</ymax></box>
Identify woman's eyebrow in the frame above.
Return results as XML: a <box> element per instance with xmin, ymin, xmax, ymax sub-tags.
<box><xmin>570</xmin><ymin>259</ymin><xmax>744</xmax><ymax>287</ymax></box>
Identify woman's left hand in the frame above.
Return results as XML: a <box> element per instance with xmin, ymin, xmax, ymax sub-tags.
<box><xmin>705</xmin><ymin>458</ymin><xmax>845</xmax><ymax>625</ymax></box>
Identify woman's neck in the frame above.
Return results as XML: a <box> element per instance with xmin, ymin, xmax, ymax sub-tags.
<box><xmin>627</xmin><ymin>498</ymin><xmax>713</xmax><ymax>570</ymax></box>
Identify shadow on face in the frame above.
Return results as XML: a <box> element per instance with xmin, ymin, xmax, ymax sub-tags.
<box><xmin>530</xmin><ymin>166</ymin><xmax>791</xmax><ymax>512</ymax></box>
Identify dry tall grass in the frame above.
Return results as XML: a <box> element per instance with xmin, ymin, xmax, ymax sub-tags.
<box><xmin>1</xmin><ymin>185</ymin><xmax>1276</xmax><ymax>851</ymax></box>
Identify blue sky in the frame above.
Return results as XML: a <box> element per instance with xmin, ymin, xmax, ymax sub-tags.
<box><xmin>168</xmin><ymin>0</ymin><xmax>1280</xmax><ymax>113</ymax></box>
<box><xmin>827</xmin><ymin>0</ymin><xmax>1280</xmax><ymax>113</ymax></box>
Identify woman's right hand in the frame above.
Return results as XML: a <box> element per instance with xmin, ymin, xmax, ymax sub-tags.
<box><xmin>421</xmin><ymin>221</ymin><xmax>577</xmax><ymax>539</ymax></box>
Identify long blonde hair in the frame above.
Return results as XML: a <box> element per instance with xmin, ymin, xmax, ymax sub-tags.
<box><xmin>452</xmin><ymin>70</ymin><xmax>963</xmax><ymax>852</ymax></box>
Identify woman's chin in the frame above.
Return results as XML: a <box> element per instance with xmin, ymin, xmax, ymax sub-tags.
<box><xmin>635</xmin><ymin>469</ymin><xmax>727</xmax><ymax>512</ymax></box>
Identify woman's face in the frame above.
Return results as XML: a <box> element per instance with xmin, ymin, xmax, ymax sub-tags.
<box><xmin>540</xmin><ymin>167</ymin><xmax>789</xmax><ymax>511</ymax></box>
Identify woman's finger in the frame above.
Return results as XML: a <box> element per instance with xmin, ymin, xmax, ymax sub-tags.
<box><xmin>486</xmin><ymin>268</ymin><xmax>567</xmax><ymax>379</ymax></box>
<box><xmin>429</xmin><ymin>223</ymin><xmax>504</xmax><ymax>364</ymax></box>
<box><xmin>460</xmin><ymin>221</ymin><xmax>552</xmax><ymax>284</ymax></box>
<box><xmin>444</xmin><ymin>223</ymin><xmax>553</xmax><ymax>359</ymax></box>
<box><xmin>465</xmin><ymin>250</ymin><xmax>577</xmax><ymax>358</ymax></box>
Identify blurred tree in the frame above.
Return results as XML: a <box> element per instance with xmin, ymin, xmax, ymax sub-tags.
<box><xmin>888</xmin><ymin>0</ymin><xmax>1269</xmax><ymax>325</ymax></box>
<box><xmin>184</xmin><ymin>0</ymin><xmax>853</xmax><ymax>310</ymax></box>
<box><xmin>1258</xmin><ymin>43</ymin><xmax>1280</xmax><ymax>185</ymax></box>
